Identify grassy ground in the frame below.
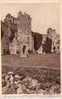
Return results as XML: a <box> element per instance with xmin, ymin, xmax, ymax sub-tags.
<box><xmin>2</xmin><ymin>53</ymin><xmax>60</xmax><ymax>73</ymax></box>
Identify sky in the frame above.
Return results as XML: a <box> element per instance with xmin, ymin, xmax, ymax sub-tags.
<box><xmin>0</xmin><ymin>3</ymin><xmax>59</xmax><ymax>34</ymax></box>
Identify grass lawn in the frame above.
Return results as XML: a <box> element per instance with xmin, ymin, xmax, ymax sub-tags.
<box><xmin>2</xmin><ymin>53</ymin><xmax>60</xmax><ymax>73</ymax></box>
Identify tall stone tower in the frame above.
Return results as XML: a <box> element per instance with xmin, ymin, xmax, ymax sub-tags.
<box><xmin>16</xmin><ymin>11</ymin><xmax>34</xmax><ymax>57</ymax></box>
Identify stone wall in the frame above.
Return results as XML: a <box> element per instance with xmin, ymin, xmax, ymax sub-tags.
<box><xmin>50</xmin><ymin>29</ymin><xmax>60</xmax><ymax>53</ymax></box>
<box><xmin>17</xmin><ymin>12</ymin><xmax>31</xmax><ymax>34</ymax></box>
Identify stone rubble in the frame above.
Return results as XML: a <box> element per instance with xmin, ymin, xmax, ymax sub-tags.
<box><xmin>2</xmin><ymin>71</ymin><xmax>60</xmax><ymax>95</ymax></box>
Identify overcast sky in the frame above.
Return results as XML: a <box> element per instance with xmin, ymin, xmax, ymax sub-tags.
<box><xmin>0</xmin><ymin>3</ymin><xmax>59</xmax><ymax>34</ymax></box>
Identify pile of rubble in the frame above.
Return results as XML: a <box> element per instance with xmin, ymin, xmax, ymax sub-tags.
<box><xmin>2</xmin><ymin>71</ymin><xmax>60</xmax><ymax>95</ymax></box>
